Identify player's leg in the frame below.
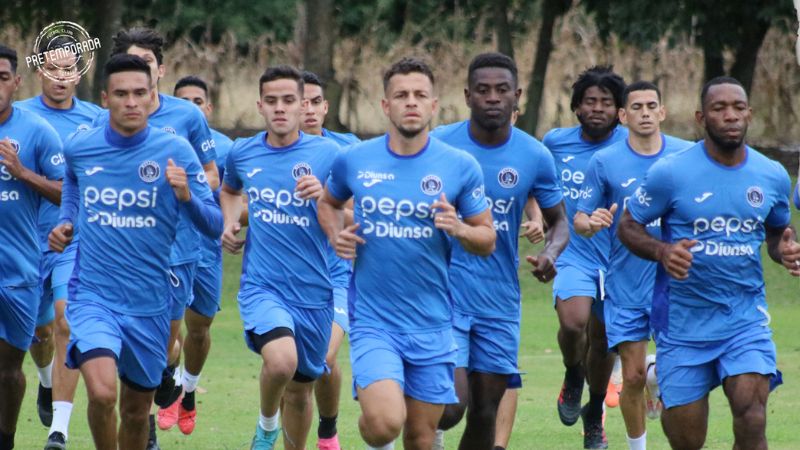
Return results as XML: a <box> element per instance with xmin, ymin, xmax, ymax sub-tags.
<box><xmin>31</xmin><ymin>262</ymin><xmax>56</xmax><ymax>427</ymax></box>
<box><xmin>438</xmin><ymin>311</ymin><xmax>471</xmax><ymax>431</ymax></box>
<box><xmin>554</xmin><ymin>294</ymin><xmax>591</xmax><ymax>425</ymax></box>
<box><xmin>404</xmin><ymin>397</ymin><xmax>445</xmax><ymax>450</ymax></box>
<box><xmin>282</xmin><ymin>380</ymin><xmax>315</xmax><ymax>450</ymax></box>
<box><xmin>459</xmin><ymin>373</ymin><xmax>508</xmax><ymax>450</ymax></box>
<box><xmin>78</xmin><ymin>354</ymin><xmax>119</xmax><ymax>450</ymax></box>
<box><xmin>723</xmin><ymin>373</ymin><xmax>769</xmax><ymax>450</ymax></box>
<box><xmin>118</xmin><ymin>383</ymin><xmax>156</xmax><ymax>449</ymax></box>
<box><xmin>583</xmin><ymin>311</ymin><xmax>613</xmax><ymax>448</ymax></box>
<box><xmin>617</xmin><ymin>340</ymin><xmax>648</xmax><ymax>445</ymax></box>
<box><xmin>314</xmin><ymin>284</ymin><xmax>348</xmax><ymax>447</ymax></box>
<box><xmin>493</xmin><ymin>387</ymin><xmax>518</xmax><ymax>450</ymax></box>
<box><xmin>660</xmin><ymin>397</ymin><xmax>709</xmax><ymax>450</ymax></box>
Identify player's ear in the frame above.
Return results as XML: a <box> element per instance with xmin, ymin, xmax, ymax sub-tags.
<box><xmin>657</xmin><ymin>105</ymin><xmax>666</xmax><ymax>122</ymax></box>
<box><xmin>695</xmin><ymin>110</ymin><xmax>704</xmax><ymax>127</ymax></box>
<box><xmin>381</xmin><ymin>97</ymin><xmax>390</xmax><ymax>117</ymax></box>
<box><xmin>101</xmin><ymin>90</ymin><xmax>108</xmax><ymax>108</ymax></box>
<box><xmin>157</xmin><ymin>64</ymin><xmax>166</xmax><ymax>80</ymax></box>
<box><xmin>463</xmin><ymin>87</ymin><xmax>470</xmax><ymax>107</ymax></box>
<box><xmin>618</xmin><ymin>108</ymin><xmax>627</xmax><ymax>126</ymax></box>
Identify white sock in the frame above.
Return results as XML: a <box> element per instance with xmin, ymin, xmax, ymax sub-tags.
<box><xmin>433</xmin><ymin>429</ymin><xmax>445</xmax><ymax>448</ymax></box>
<box><xmin>37</xmin><ymin>359</ymin><xmax>54</xmax><ymax>388</ymax></box>
<box><xmin>173</xmin><ymin>365</ymin><xmax>183</xmax><ymax>387</ymax></box>
<box><xmin>646</xmin><ymin>364</ymin><xmax>659</xmax><ymax>395</ymax></box>
<box><xmin>627</xmin><ymin>431</ymin><xmax>646</xmax><ymax>450</ymax></box>
<box><xmin>182</xmin><ymin>370</ymin><xmax>200</xmax><ymax>393</ymax></box>
<box><xmin>259</xmin><ymin>411</ymin><xmax>279</xmax><ymax>432</ymax></box>
<box><xmin>367</xmin><ymin>443</ymin><xmax>395</xmax><ymax>450</ymax></box>
<box><xmin>49</xmin><ymin>401</ymin><xmax>74</xmax><ymax>439</ymax></box>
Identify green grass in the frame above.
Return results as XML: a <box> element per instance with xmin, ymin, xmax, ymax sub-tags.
<box><xmin>15</xmin><ymin>209</ymin><xmax>800</xmax><ymax>449</ymax></box>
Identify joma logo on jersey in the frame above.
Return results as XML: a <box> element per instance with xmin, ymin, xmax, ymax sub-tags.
<box><xmin>292</xmin><ymin>162</ymin><xmax>312</xmax><ymax>180</ymax></box>
<box><xmin>163</xmin><ymin>127</ymin><xmax>177</xmax><ymax>135</ymax></box>
<box><xmin>247</xmin><ymin>187</ymin><xmax>311</xmax><ymax>208</ymax></box>
<box><xmin>84</xmin><ymin>186</ymin><xmax>159</xmax><ymax>211</ymax></box>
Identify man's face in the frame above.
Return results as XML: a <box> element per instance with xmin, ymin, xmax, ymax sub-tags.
<box><xmin>175</xmin><ymin>85</ymin><xmax>211</xmax><ymax>121</ymax></box>
<box><xmin>381</xmin><ymin>72</ymin><xmax>437</xmax><ymax>139</ymax></box>
<box><xmin>102</xmin><ymin>71</ymin><xmax>154</xmax><ymax>134</ymax></box>
<box><xmin>302</xmin><ymin>83</ymin><xmax>328</xmax><ymax>135</ymax></box>
<box><xmin>257</xmin><ymin>78</ymin><xmax>304</xmax><ymax>137</ymax></box>
<box><xmin>39</xmin><ymin>52</ymin><xmax>80</xmax><ymax>105</ymax></box>
<box><xmin>697</xmin><ymin>83</ymin><xmax>751</xmax><ymax>153</ymax></box>
<box><xmin>575</xmin><ymin>85</ymin><xmax>618</xmax><ymax>139</ymax></box>
<box><xmin>0</xmin><ymin>58</ymin><xmax>21</xmax><ymax>116</ymax></box>
<box><xmin>126</xmin><ymin>45</ymin><xmax>164</xmax><ymax>90</ymax></box>
<box><xmin>619</xmin><ymin>89</ymin><xmax>664</xmax><ymax>138</ymax></box>
<box><xmin>466</xmin><ymin>67</ymin><xmax>520</xmax><ymax>131</ymax></box>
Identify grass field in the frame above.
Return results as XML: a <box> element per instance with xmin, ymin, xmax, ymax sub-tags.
<box><xmin>15</xmin><ymin>208</ymin><xmax>800</xmax><ymax>449</ymax></box>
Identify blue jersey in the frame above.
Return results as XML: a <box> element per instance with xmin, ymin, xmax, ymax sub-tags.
<box><xmin>60</xmin><ymin>125</ymin><xmax>215</xmax><ymax>316</ymax></box>
<box><xmin>94</xmin><ymin>94</ymin><xmax>217</xmax><ymax>265</ymax></box>
<box><xmin>543</xmin><ymin>125</ymin><xmax>628</xmax><ymax>272</ymax></box>
<box><xmin>793</xmin><ymin>182</ymin><xmax>800</xmax><ymax>209</ymax></box>
<box><xmin>0</xmin><ymin>107</ymin><xmax>63</xmax><ymax>286</ymax></box>
<box><xmin>327</xmin><ymin>135</ymin><xmax>489</xmax><ymax>332</ymax></box>
<box><xmin>432</xmin><ymin>121</ymin><xmax>562</xmax><ymax>319</ymax></box>
<box><xmin>627</xmin><ymin>142</ymin><xmax>791</xmax><ymax>341</ymax></box>
<box><xmin>577</xmin><ymin>134</ymin><xmax>693</xmax><ymax>308</ymax></box>
<box><xmin>319</xmin><ymin>130</ymin><xmax>362</xmax><ymax>288</ymax></box>
<box><xmin>224</xmin><ymin>132</ymin><xmax>338</xmax><ymax>308</ymax></box>
<box><xmin>16</xmin><ymin>95</ymin><xmax>103</xmax><ymax>252</ymax></box>
<box><xmin>198</xmin><ymin>128</ymin><xmax>233</xmax><ymax>267</ymax></box>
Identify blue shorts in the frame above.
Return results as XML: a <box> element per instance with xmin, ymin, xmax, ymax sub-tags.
<box><xmin>350</xmin><ymin>326</ymin><xmax>458</xmax><ymax>404</ymax></box>
<box><xmin>169</xmin><ymin>262</ymin><xmax>197</xmax><ymax>321</ymax></box>
<box><xmin>37</xmin><ymin>251</ymin><xmax>58</xmax><ymax>327</ymax></box>
<box><xmin>239</xmin><ymin>286</ymin><xmax>332</xmax><ymax>380</ymax></box>
<box><xmin>552</xmin><ymin>263</ymin><xmax>605</xmax><ymax>319</ymax></box>
<box><xmin>508</xmin><ymin>373</ymin><xmax>523</xmax><ymax>389</ymax></box>
<box><xmin>605</xmin><ymin>302</ymin><xmax>652</xmax><ymax>351</ymax></box>
<box><xmin>189</xmin><ymin>263</ymin><xmax>222</xmax><ymax>319</ymax></box>
<box><xmin>0</xmin><ymin>285</ymin><xmax>40</xmax><ymax>351</ymax></box>
<box><xmin>656</xmin><ymin>326</ymin><xmax>777</xmax><ymax>409</ymax></box>
<box><xmin>52</xmin><ymin>243</ymin><xmax>77</xmax><ymax>298</ymax></box>
<box><xmin>65</xmin><ymin>300</ymin><xmax>170</xmax><ymax>389</ymax></box>
<box><xmin>453</xmin><ymin>310</ymin><xmax>518</xmax><ymax>376</ymax></box>
<box><xmin>332</xmin><ymin>286</ymin><xmax>349</xmax><ymax>334</ymax></box>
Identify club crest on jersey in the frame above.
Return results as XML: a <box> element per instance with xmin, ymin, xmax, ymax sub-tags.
<box><xmin>162</xmin><ymin>126</ymin><xmax>177</xmax><ymax>135</ymax></box>
<box><xmin>8</xmin><ymin>139</ymin><xmax>20</xmax><ymax>154</ymax></box>
<box><xmin>292</xmin><ymin>162</ymin><xmax>312</xmax><ymax>180</ymax></box>
<box><xmin>421</xmin><ymin>175</ymin><xmax>443</xmax><ymax>195</ymax></box>
<box><xmin>498</xmin><ymin>167</ymin><xmax>519</xmax><ymax>188</ymax></box>
<box><xmin>746</xmin><ymin>186</ymin><xmax>764</xmax><ymax>208</ymax></box>
<box><xmin>138</xmin><ymin>160</ymin><xmax>160</xmax><ymax>183</ymax></box>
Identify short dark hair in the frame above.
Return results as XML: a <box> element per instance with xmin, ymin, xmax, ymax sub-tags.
<box><xmin>570</xmin><ymin>65</ymin><xmax>626</xmax><ymax>111</ymax></box>
<box><xmin>467</xmin><ymin>52</ymin><xmax>518</xmax><ymax>88</ymax></box>
<box><xmin>111</xmin><ymin>27</ymin><xmax>165</xmax><ymax>65</ymax></box>
<box><xmin>700</xmin><ymin>76</ymin><xmax>746</xmax><ymax>108</ymax></box>
<box><xmin>383</xmin><ymin>57</ymin><xmax>434</xmax><ymax>91</ymax></box>
<box><xmin>0</xmin><ymin>45</ymin><xmax>18</xmax><ymax>73</ymax></box>
<box><xmin>623</xmin><ymin>81</ymin><xmax>661</xmax><ymax>106</ymax></box>
<box><xmin>302</xmin><ymin>71</ymin><xmax>324</xmax><ymax>88</ymax></box>
<box><xmin>259</xmin><ymin>65</ymin><xmax>303</xmax><ymax>96</ymax></box>
<box><xmin>174</xmin><ymin>75</ymin><xmax>208</xmax><ymax>97</ymax></box>
<box><xmin>103</xmin><ymin>54</ymin><xmax>152</xmax><ymax>88</ymax></box>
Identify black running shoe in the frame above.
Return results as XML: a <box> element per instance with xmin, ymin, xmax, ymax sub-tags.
<box><xmin>557</xmin><ymin>377</ymin><xmax>584</xmax><ymax>426</ymax></box>
<box><xmin>147</xmin><ymin>414</ymin><xmax>161</xmax><ymax>450</ymax></box>
<box><xmin>43</xmin><ymin>431</ymin><xmax>66</xmax><ymax>450</ymax></box>
<box><xmin>38</xmin><ymin>383</ymin><xmax>53</xmax><ymax>427</ymax></box>
<box><xmin>581</xmin><ymin>404</ymin><xmax>608</xmax><ymax>449</ymax></box>
<box><xmin>154</xmin><ymin>367</ymin><xmax>178</xmax><ymax>408</ymax></box>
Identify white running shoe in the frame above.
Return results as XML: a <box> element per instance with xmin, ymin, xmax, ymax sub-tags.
<box><xmin>644</xmin><ymin>354</ymin><xmax>662</xmax><ymax>420</ymax></box>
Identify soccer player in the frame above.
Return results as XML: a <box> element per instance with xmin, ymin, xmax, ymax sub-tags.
<box><xmin>220</xmin><ymin>65</ymin><xmax>340</xmax><ymax>450</ymax></box>
<box><xmin>542</xmin><ymin>65</ymin><xmax>626</xmax><ymax>448</ymax></box>
<box><xmin>300</xmin><ymin>70</ymin><xmax>359</xmax><ymax>450</ymax></box>
<box><xmin>573</xmin><ymin>81</ymin><xmax>693</xmax><ymax>450</ymax></box>
<box><xmin>0</xmin><ymin>44</ymin><xmax>63</xmax><ymax>450</ymax></box>
<box><xmin>317</xmin><ymin>57</ymin><xmax>496</xmax><ymax>450</ymax></box>
<box><xmin>430</xmin><ymin>52</ymin><xmax>569</xmax><ymax>450</ymax></box>
<box><xmin>48</xmin><ymin>53</ymin><xmax>221</xmax><ymax>450</ymax></box>
<box><xmin>15</xmin><ymin>41</ymin><xmax>103</xmax><ymax>446</ymax></box>
<box><xmin>98</xmin><ymin>27</ymin><xmax>219</xmax><ymax>448</ymax></box>
<box><xmin>618</xmin><ymin>77</ymin><xmax>800</xmax><ymax>450</ymax></box>
<box><xmin>156</xmin><ymin>75</ymin><xmax>233</xmax><ymax>436</ymax></box>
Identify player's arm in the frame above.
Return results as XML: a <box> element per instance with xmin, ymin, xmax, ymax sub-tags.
<box><xmin>573</xmin><ymin>155</ymin><xmax>613</xmax><ymax>238</ymax></box>
<box><xmin>432</xmin><ymin>192</ymin><xmax>496</xmax><ymax>256</ymax></box>
<box><xmin>526</xmin><ymin>201</ymin><xmax>569</xmax><ymax>283</ymax></box>
<box><xmin>318</xmin><ymin>188</ymin><xmax>363</xmax><ymax>260</ymax></box>
<box><xmin>50</xmin><ymin>161</ymin><xmax>78</xmax><ymax>253</ymax></box>
<box><xmin>220</xmin><ymin>183</ymin><xmax>246</xmax><ymax>254</ymax></box>
<box><xmin>766</xmin><ymin>225</ymin><xmax>800</xmax><ymax>276</ymax></box>
<box><xmin>203</xmin><ymin>161</ymin><xmax>220</xmax><ymax>190</ymax></box>
<box><xmin>573</xmin><ymin>204</ymin><xmax>618</xmax><ymax>238</ymax></box>
<box><xmin>618</xmin><ymin>209</ymin><xmax>696</xmax><ymax>280</ymax></box>
<box><xmin>0</xmin><ymin>138</ymin><xmax>62</xmax><ymax>204</ymax></box>
<box><xmin>520</xmin><ymin>197</ymin><xmax>545</xmax><ymax>244</ymax></box>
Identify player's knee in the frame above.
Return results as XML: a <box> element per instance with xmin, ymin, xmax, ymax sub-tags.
<box><xmin>621</xmin><ymin>363</ymin><xmax>646</xmax><ymax>390</ymax></box>
<box><xmin>732</xmin><ymin>400</ymin><xmax>767</xmax><ymax>431</ymax></box>
<box><xmin>283</xmin><ymin>383</ymin><xmax>312</xmax><ymax>411</ymax></box>
<box><xmin>186</xmin><ymin>324</ymin><xmax>209</xmax><ymax>345</ymax></box>
<box><xmin>559</xmin><ymin>318</ymin><xmax>586</xmax><ymax>338</ymax></box>
<box><xmin>54</xmin><ymin>314</ymin><xmax>70</xmax><ymax>341</ymax></box>
<box><xmin>360</xmin><ymin>411</ymin><xmax>403</xmax><ymax>445</ymax></box>
<box><xmin>87</xmin><ymin>385</ymin><xmax>117</xmax><ymax>411</ymax></box>
<box><xmin>261</xmin><ymin>357</ymin><xmax>296</xmax><ymax>383</ymax></box>
<box><xmin>34</xmin><ymin>323</ymin><xmax>54</xmax><ymax>343</ymax></box>
<box><xmin>466</xmin><ymin>402</ymin><xmax>498</xmax><ymax>427</ymax></box>
<box><xmin>667</xmin><ymin>433</ymin><xmax>705</xmax><ymax>450</ymax></box>
<box><xmin>325</xmin><ymin>352</ymin><xmax>338</xmax><ymax>371</ymax></box>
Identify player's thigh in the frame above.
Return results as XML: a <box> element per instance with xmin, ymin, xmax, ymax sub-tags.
<box><xmin>184</xmin><ymin>307</ymin><xmax>214</xmax><ymax>337</ymax></box>
<box><xmin>357</xmin><ymin>379</ymin><xmax>406</xmax><ymax>426</ymax></box>
<box><xmin>553</xmin><ymin>264</ymin><xmax>600</xmax><ymax>325</ymax></box>
<box><xmin>404</xmin><ymin>396</ymin><xmax>444</xmax><ymax>435</ymax></box>
<box><xmin>468</xmin><ymin>315</ymin><xmax>519</xmax><ymax>376</ymax></box>
<box><xmin>605</xmin><ymin>303</ymin><xmax>651</xmax><ymax>353</ymax></box>
<box><xmin>325</xmin><ymin>322</ymin><xmax>346</xmax><ymax>364</ymax></box>
<box><xmin>188</xmin><ymin>263</ymin><xmax>222</xmax><ymax>320</ymax></box>
<box><xmin>661</xmin><ymin>395</ymin><xmax>709</xmax><ymax>445</ymax></box>
<box><xmin>118</xmin><ymin>312</ymin><xmax>171</xmax><ymax>391</ymax></box>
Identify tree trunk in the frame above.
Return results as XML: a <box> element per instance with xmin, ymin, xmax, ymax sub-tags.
<box><xmin>304</xmin><ymin>0</ymin><xmax>345</xmax><ymax>131</ymax></box>
<box><xmin>89</xmin><ymin>0</ymin><xmax>123</xmax><ymax>104</ymax></box>
<box><xmin>493</xmin><ymin>0</ymin><xmax>514</xmax><ymax>59</ymax></box>
<box><xmin>729</xmin><ymin>17</ymin><xmax>771</xmax><ymax>94</ymax></box>
<box><xmin>518</xmin><ymin>0</ymin><xmax>571</xmax><ymax>137</ymax></box>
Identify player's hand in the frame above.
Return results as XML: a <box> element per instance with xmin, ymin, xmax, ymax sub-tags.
<box><xmin>222</xmin><ymin>222</ymin><xmax>245</xmax><ymax>254</ymax></box>
<box><xmin>526</xmin><ymin>254</ymin><xmax>556</xmax><ymax>283</ymax></box>
<box><xmin>49</xmin><ymin>223</ymin><xmax>74</xmax><ymax>253</ymax></box>
<box><xmin>295</xmin><ymin>175</ymin><xmax>323</xmax><ymax>200</ymax></box>
<box><xmin>660</xmin><ymin>239</ymin><xmax>697</xmax><ymax>280</ymax></box>
<box><xmin>520</xmin><ymin>220</ymin><xmax>545</xmax><ymax>244</ymax></box>
<box><xmin>166</xmin><ymin>159</ymin><xmax>191</xmax><ymax>202</ymax></box>
<box><xmin>0</xmin><ymin>138</ymin><xmax>25</xmax><ymax>179</ymax></box>
<box><xmin>778</xmin><ymin>228</ymin><xmax>800</xmax><ymax>277</ymax></box>
<box><xmin>588</xmin><ymin>203</ymin><xmax>618</xmax><ymax>233</ymax></box>
<box><xmin>431</xmin><ymin>193</ymin><xmax>464</xmax><ymax>238</ymax></box>
<box><xmin>336</xmin><ymin>223</ymin><xmax>365</xmax><ymax>260</ymax></box>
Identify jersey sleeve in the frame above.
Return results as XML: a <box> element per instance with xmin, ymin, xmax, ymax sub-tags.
<box><xmin>179</xmin><ymin>140</ymin><xmax>213</xmax><ymax>203</ymax></box>
<box><xmin>576</xmin><ymin>154</ymin><xmax>606</xmax><ymax>214</ymax></box>
<box><xmin>765</xmin><ymin>163</ymin><xmax>791</xmax><ymax>228</ymax></box>
<box><xmin>58</xmin><ymin>143</ymin><xmax>79</xmax><ymax>224</ymax></box>
<box><xmin>188</xmin><ymin>108</ymin><xmax>216</xmax><ymax>165</ymax></box>
<box><xmin>36</xmin><ymin>122</ymin><xmax>64</xmax><ymax>180</ymax></box>
<box><xmin>627</xmin><ymin>158</ymin><xmax>674</xmax><ymax>225</ymax></box>
<box><xmin>530</xmin><ymin>148</ymin><xmax>563</xmax><ymax>209</ymax></box>
<box><xmin>326</xmin><ymin>150</ymin><xmax>352</xmax><ymax>201</ymax></box>
<box><xmin>222</xmin><ymin>141</ymin><xmax>243</xmax><ymax>191</ymax></box>
<box><xmin>456</xmin><ymin>153</ymin><xmax>489</xmax><ymax>219</ymax></box>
